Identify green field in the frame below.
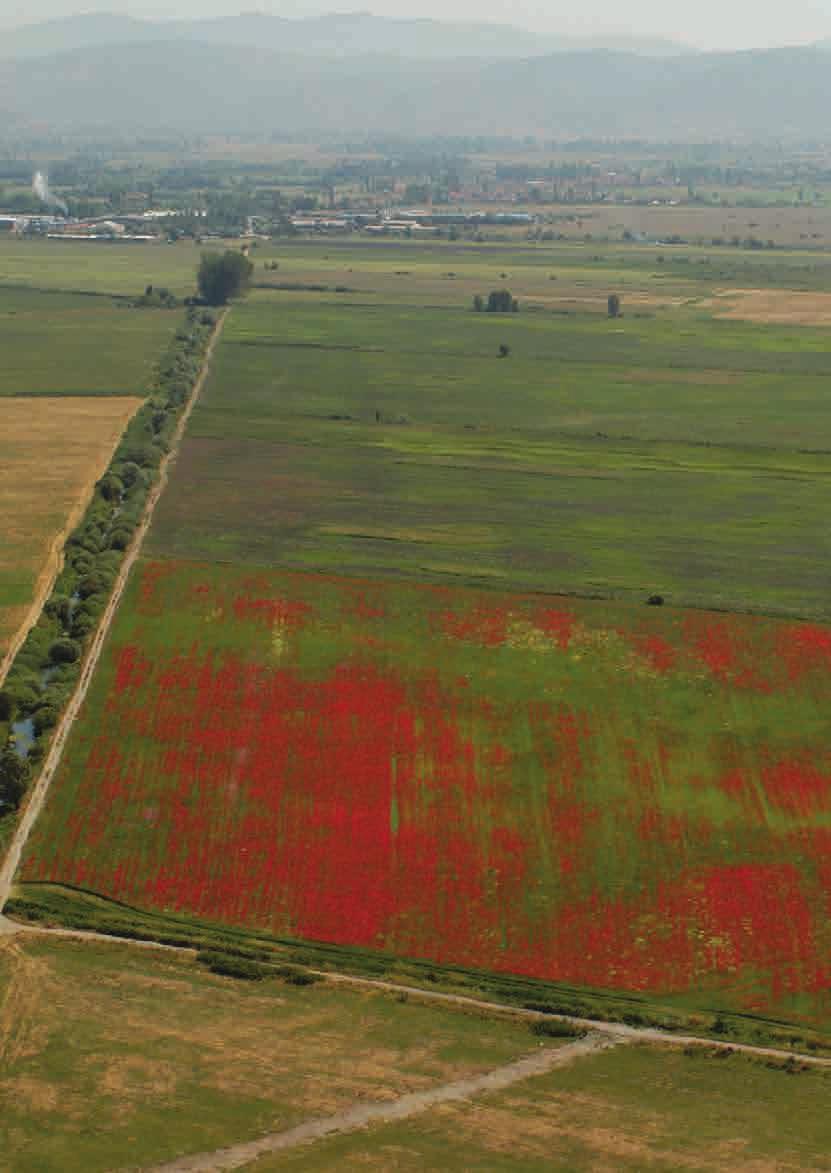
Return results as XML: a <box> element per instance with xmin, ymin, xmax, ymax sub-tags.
<box><xmin>0</xmin><ymin>287</ymin><xmax>176</xmax><ymax>396</ymax></box>
<box><xmin>249</xmin><ymin>1043</ymin><xmax>831</xmax><ymax>1172</ymax></box>
<box><xmin>6</xmin><ymin>230</ymin><xmax>831</xmax><ymax>1171</ymax></box>
<box><xmin>0</xmin><ymin>237</ymin><xmax>203</xmax><ymax>297</ymax></box>
<box><xmin>147</xmin><ymin>287</ymin><xmax>831</xmax><ymax>618</ymax></box>
<box><xmin>259</xmin><ymin>236</ymin><xmax>831</xmax><ymax>293</ymax></box>
<box><xmin>0</xmin><ymin>246</ymin><xmax>185</xmax><ymax>667</ymax></box>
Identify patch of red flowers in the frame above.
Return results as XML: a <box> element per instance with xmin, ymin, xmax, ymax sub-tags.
<box><xmin>21</xmin><ymin>562</ymin><xmax>831</xmax><ymax>1027</ymax></box>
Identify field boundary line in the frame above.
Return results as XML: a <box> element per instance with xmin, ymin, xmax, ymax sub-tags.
<box><xmin>143</xmin><ymin>1033</ymin><xmax>619</xmax><ymax>1172</ymax></box>
<box><xmin>0</xmin><ymin>310</ymin><xmax>229</xmax><ymax>919</ymax></box>
<box><xmin>9</xmin><ymin>922</ymin><xmax>831</xmax><ymax>1069</ymax></box>
<box><xmin>0</xmin><ymin>398</ymin><xmax>143</xmax><ymax>690</ymax></box>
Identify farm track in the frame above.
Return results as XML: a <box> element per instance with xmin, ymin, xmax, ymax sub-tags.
<box><xmin>7</xmin><ymin>922</ymin><xmax>831</xmax><ymax>1071</ymax></box>
<box><xmin>145</xmin><ymin>1032</ymin><xmax>620</xmax><ymax>1172</ymax></box>
<box><xmin>0</xmin><ymin>309</ymin><xmax>229</xmax><ymax>924</ymax></box>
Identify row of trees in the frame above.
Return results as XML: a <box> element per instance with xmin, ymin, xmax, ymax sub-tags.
<box><xmin>474</xmin><ymin>288</ymin><xmax>622</xmax><ymax>317</ymax></box>
<box><xmin>0</xmin><ymin>307</ymin><xmax>217</xmax><ymax>816</ymax></box>
<box><xmin>1</xmin><ymin>254</ymin><xmax>254</xmax><ymax>817</ymax></box>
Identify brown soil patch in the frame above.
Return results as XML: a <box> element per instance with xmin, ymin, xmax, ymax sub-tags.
<box><xmin>0</xmin><ymin>940</ymin><xmax>52</xmax><ymax>1066</ymax></box>
<box><xmin>709</xmin><ymin>289</ymin><xmax>831</xmax><ymax>326</ymax></box>
<box><xmin>0</xmin><ymin>395</ymin><xmax>141</xmax><ymax>678</ymax></box>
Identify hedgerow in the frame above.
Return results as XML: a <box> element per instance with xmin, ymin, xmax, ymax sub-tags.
<box><xmin>0</xmin><ymin>307</ymin><xmax>217</xmax><ymax>817</ymax></box>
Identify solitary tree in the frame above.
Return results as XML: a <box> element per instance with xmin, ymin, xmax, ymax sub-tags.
<box><xmin>198</xmin><ymin>251</ymin><xmax>254</xmax><ymax>306</ymax></box>
<box><xmin>608</xmin><ymin>293</ymin><xmax>621</xmax><ymax>318</ymax></box>
<box><xmin>472</xmin><ymin>294</ymin><xmax>484</xmax><ymax>312</ymax></box>
<box><xmin>498</xmin><ymin>343</ymin><xmax>511</xmax><ymax>358</ymax></box>
<box><xmin>487</xmin><ymin>289</ymin><xmax>516</xmax><ymax>313</ymax></box>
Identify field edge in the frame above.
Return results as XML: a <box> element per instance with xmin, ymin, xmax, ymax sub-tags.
<box><xmin>7</xmin><ymin>881</ymin><xmax>831</xmax><ymax>1060</ymax></box>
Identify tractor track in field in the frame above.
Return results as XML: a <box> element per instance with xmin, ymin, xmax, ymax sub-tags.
<box><xmin>145</xmin><ymin>1032</ymin><xmax>620</xmax><ymax>1172</ymax></box>
<box><xmin>0</xmin><ymin>309</ymin><xmax>229</xmax><ymax>925</ymax></box>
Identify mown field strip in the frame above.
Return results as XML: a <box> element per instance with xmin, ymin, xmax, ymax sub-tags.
<box><xmin>10</xmin><ymin>923</ymin><xmax>831</xmax><ymax>1070</ymax></box>
<box><xmin>147</xmin><ymin>1034</ymin><xmax>620</xmax><ymax>1173</ymax></box>
<box><xmin>0</xmin><ymin>311</ymin><xmax>228</xmax><ymax>922</ymax></box>
<box><xmin>0</xmin><ymin>396</ymin><xmax>143</xmax><ymax>678</ymax></box>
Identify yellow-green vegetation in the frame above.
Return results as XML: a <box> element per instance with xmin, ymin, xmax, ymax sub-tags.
<box><xmin>150</xmin><ymin>254</ymin><xmax>831</xmax><ymax>618</ymax></box>
<box><xmin>0</xmin><ymin>287</ymin><xmax>178</xmax><ymax>396</ymax></box>
<box><xmin>247</xmin><ymin>1043</ymin><xmax>831</xmax><ymax>1172</ymax></box>
<box><xmin>0</xmin><ymin>237</ymin><xmax>204</xmax><ymax>297</ymax></box>
<box><xmin>0</xmin><ymin>933</ymin><xmax>538</xmax><ymax>1172</ymax></box>
<box><xmin>0</xmin><ymin>396</ymin><xmax>141</xmax><ymax>659</ymax></box>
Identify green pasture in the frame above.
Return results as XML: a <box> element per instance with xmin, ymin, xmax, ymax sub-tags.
<box><xmin>253</xmin><ymin>247</ymin><xmax>705</xmax><ymax>305</ymax></box>
<box><xmin>231</xmin><ymin>295</ymin><xmax>831</xmax><ymax>376</ymax></box>
<box><xmin>0</xmin><ymin>236</ymin><xmax>203</xmax><ymax>297</ymax></box>
<box><xmin>210</xmin><ymin>294</ymin><xmax>831</xmax><ymax>445</ymax></box>
<box><xmin>250</xmin><ymin>1044</ymin><xmax>831</xmax><ymax>1172</ymax></box>
<box><xmin>148</xmin><ymin>291</ymin><xmax>831</xmax><ymax>617</ymax></box>
<box><xmin>259</xmin><ymin>236</ymin><xmax>831</xmax><ymax>292</ymax></box>
<box><xmin>0</xmin><ymin>289</ymin><xmax>178</xmax><ymax>396</ymax></box>
<box><xmin>151</xmin><ymin>427</ymin><xmax>831</xmax><ymax>617</ymax></box>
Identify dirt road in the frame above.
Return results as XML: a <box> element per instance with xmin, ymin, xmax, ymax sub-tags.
<box><xmin>8</xmin><ymin>922</ymin><xmax>831</xmax><ymax>1072</ymax></box>
<box><xmin>148</xmin><ymin>1033</ymin><xmax>619</xmax><ymax>1172</ymax></box>
<box><xmin>0</xmin><ymin>311</ymin><xmax>228</xmax><ymax>924</ymax></box>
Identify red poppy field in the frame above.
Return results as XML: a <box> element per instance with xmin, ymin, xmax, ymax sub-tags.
<box><xmin>22</xmin><ymin>558</ymin><xmax>831</xmax><ymax>1026</ymax></box>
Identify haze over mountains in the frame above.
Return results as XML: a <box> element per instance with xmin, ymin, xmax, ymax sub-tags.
<box><xmin>0</xmin><ymin>12</ymin><xmax>694</xmax><ymax>60</ymax></box>
<box><xmin>1</xmin><ymin>11</ymin><xmax>830</xmax><ymax>141</ymax></box>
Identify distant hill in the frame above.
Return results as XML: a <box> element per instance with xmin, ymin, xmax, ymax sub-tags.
<box><xmin>0</xmin><ymin>10</ymin><xmax>692</xmax><ymax>61</ymax></box>
<box><xmin>0</xmin><ymin>40</ymin><xmax>829</xmax><ymax>141</ymax></box>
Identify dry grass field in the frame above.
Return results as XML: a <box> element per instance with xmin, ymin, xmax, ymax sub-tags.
<box><xmin>709</xmin><ymin>288</ymin><xmax>831</xmax><ymax>326</ymax></box>
<box><xmin>547</xmin><ymin>202</ymin><xmax>831</xmax><ymax>248</ymax></box>
<box><xmin>251</xmin><ymin>1042</ymin><xmax>831</xmax><ymax>1172</ymax></box>
<box><xmin>0</xmin><ymin>396</ymin><xmax>141</xmax><ymax>671</ymax></box>
<box><xmin>0</xmin><ymin>933</ymin><xmax>536</xmax><ymax>1172</ymax></box>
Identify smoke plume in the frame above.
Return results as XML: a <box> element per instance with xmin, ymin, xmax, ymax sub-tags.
<box><xmin>33</xmin><ymin>171</ymin><xmax>68</xmax><ymax>215</ymax></box>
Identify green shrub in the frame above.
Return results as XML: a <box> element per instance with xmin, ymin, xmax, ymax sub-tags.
<box><xmin>0</xmin><ymin>690</ymin><xmax>15</xmax><ymax>722</ymax></box>
<box><xmin>196</xmin><ymin>951</ymin><xmax>269</xmax><ymax>981</ymax></box>
<box><xmin>77</xmin><ymin>573</ymin><xmax>109</xmax><ymax>600</ymax></box>
<box><xmin>32</xmin><ymin>705</ymin><xmax>60</xmax><ymax>735</ymax></box>
<box><xmin>285</xmin><ymin>971</ymin><xmax>319</xmax><ymax>986</ymax></box>
<box><xmin>49</xmin><ymin>639</ymin><xmax>81</xmax><ymax>665</ymax></box>
<box><xmin>44</xmin><ymin>594</ymin><xmax>72</xmax><ymax>624</ymax></box>
<box><xmin>530</xmin><ymin>1019</ymin><xmax>586</xmax><ymax>1039</ymax></box>
<box><xmin>97</xmin><ymin>474</ymin><xmax>124</xmax><ymax>502</ymax></box>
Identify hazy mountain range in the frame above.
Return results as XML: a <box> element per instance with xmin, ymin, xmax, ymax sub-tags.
<box><xmin>1</xmin><ymin>13</ymin><xmax>830</xmax><ymax>140</ymax></box>
<box><xmin>0</xmin><ymin>11</ymin><xmax>694</xmax><ymax>61</ymax></box>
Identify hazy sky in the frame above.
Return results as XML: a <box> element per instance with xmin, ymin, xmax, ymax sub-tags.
<box><xmin>2</xmin><ymin>0</ymin><xmax>830</xmax><ymax>49</ymax></box>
